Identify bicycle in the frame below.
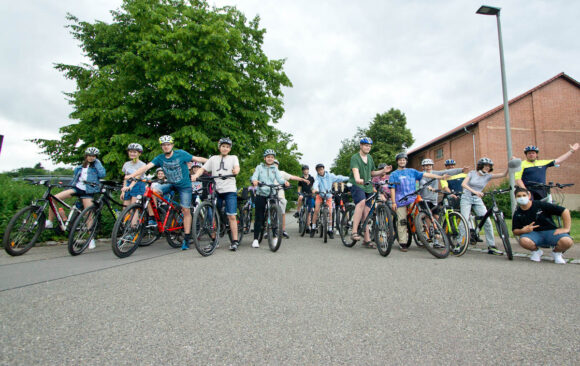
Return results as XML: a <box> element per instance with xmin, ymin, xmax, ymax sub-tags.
<box><xmin>332</xmin><ymin>185</ymin><xmax>351</xmax><ymax>238</ymax></box>
<box><xmin>255</xmin><ymin>182</ymin><xmax>285</xmax><ymax>252</ymax></box>
<box><xmin>339</xmin><ymin>181</ymin><xmax>395</xmax><ymax>257</ymax></box>
<box><xmin>526</xmin><ymin>181</ymin><xmax>574</xmax><ymax>227</ymax></box>
<box><xmin>312</xmin><ymin>192</ymin><xmax>334</xmax><ymax>243</ymax></box>
<box><xmin>68</xmin><ymin>180</ymin><xmax>124</xmax><ymax>256</ymax></box>
<box><xmin>239</xmin><ymin>187</ymin><xmax>254</xmax><ymax>235</ymax></box>
<box><xmin>111</xmin><ymin>179</ymin><xmax>185</xmax><ymax>258</ymax></box>
<box><xmin>393</xmin><ymin>180</ymin><xmax>451</xmax><ymax>258</ymax></box>
<box><xmin>465</xmin><ymin>187</ymin><xmax>513</xmax><ymax>260</ymax></box>
<box><xmin>297</xmin><ymin>193</ymin><xmax>314</xmax><ymax>237</ymax></box>
<box><xmin>3</xmin><ymin>179</ymin><xmax>84</xmax><ymax>256</ymax></box>
<box><xmin>192</xmin><ymin>175</ymin><xmax>243</xmax><ymax>256</ymax></box>
<box><xmin>433</xmin><ymin>189</ymin><xmax>470</xmax><ymax>256</ymax></box>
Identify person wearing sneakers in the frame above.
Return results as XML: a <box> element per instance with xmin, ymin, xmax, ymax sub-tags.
<box><xmin>515</xmin><ymin>144</ymin><xmax>579</xmax><ymax>201</ymax></box>
<box><xmin>440</xmin><ymin>159</ymin><xmax>466</xmax><ymax>209</ymax></box>
<box><xmin>348</xmin><ymin>137</ymin><xmax>392</xmax><ymax>247</ymax></box>
<box><xmin>460</xmin><ymin>157</ymin><xmax>508</xmax><ymax>256</ymax></box>
<box><xmin>294</xmin><ymin>165</ymin><xmax>315</xmax><ymax>232</ymax></box>
<box><xmin>311</xmin><ymin>163</ymin><xmax>350</xmax><ymax>239</ymax></box>
<box><xmin>125</xmin><ymin>135</ymin><xmax>207</xmax><ymax>251</ymax></box>
<box><xmin>191</xmin><ymin>138</ymin><xmax>241</xmax><ymax>251</ymax></box>
<box><xmin>389</xmin><ymin>152</ymin><xmax>446</xmax><ymax>252</ymax></box>
<box><xmin>273</xmin><ymin>160</ymin><xmax>309</xmax><ymax>239</ymax></box>
<box><xmin>512</xmin><ymin>186</ymin><xmax>573</xmax><ymax>264</ymax></box>
<box><xmin>45</xmin><ymin>147</ymin><xmax>106</xmax><ymax>250</ymax></box>
<box><xmin>250</xmin><ymin>149</ymin><xmax>289</xmax><ymax>248</ymax></box>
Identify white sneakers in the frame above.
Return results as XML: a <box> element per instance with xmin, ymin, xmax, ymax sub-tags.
<box><xmin>45</xmin><ymin>220</ymin><xmax>53</xmax><ymax>229</ymax></box>
<box><xmin>551</xmin><ymin>252</ymin><xmax>566</xmax><ymax>264</ymax></box>
<box><xmin>252</xmin><ymin>239</ymin><xmax>259</xmax><ymax>248</ymax></box>
<box><xmin>530</xmin><ymin>249</ymin><xmax>543</xmax><ymax>262</ymax></box>
<box><xmin>88</xmin><ymin>239</ymin><xmax>96</xmax><ymax>250</ymax></box>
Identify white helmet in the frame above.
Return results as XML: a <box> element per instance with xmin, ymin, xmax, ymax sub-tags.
<box><xmin>85</xmin><ymin>147</ymin><xmax>100</xmax><ymax>156</ymax></box>
<box><xmin>158</xmin><ymin>135</ymin><xmax>174</xmax><ymax>144</ymax></box>
<box><xmin>421</xmin><ymin>158</ymin><xmax>434</xmax><ymax>166</ymax></box>
<box><xmin>127</xmin><ymin>143</ymin><xmax>143</xmax><ymax>152</ymax></box>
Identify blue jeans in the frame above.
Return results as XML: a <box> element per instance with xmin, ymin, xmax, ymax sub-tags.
<box><xmin>216</xmin><ymin>192</ymin><xmax>238</xmax><ymax>216</ymax></box>
<box><xmin>158</xmin><ymin>183</ymin><xmax>192</xmax><ymax>208</ymax></box>
<box><xmin>521</xmin><ymin>230</ymin><xmax>572</xmax><ymax>248</ymax></box>
<box><xmin>460</xmin><ymin>194</ymin><xmax>494</xmax><ymax>248</ymax></box>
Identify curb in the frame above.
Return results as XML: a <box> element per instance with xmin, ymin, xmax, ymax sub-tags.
<box><xmin>467</xmin><ymin>247</ymin><xmax>579</xmax><ymax>264</ymax></box>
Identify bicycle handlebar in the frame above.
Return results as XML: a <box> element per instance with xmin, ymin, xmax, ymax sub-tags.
<box><xmin>527</xmin><ymin>181</ymin><xmax>574</xmax><ymax>189</ymax></box>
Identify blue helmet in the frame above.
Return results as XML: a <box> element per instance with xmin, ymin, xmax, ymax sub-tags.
<box><xmin>360</xmin><ymin>137</ymin><xmax>373</xmax><ymax>145</ymax></box>
<box><xmin>445</xmin><ymin>159</ymin><xmax>456</xmax><ymax>166</ymax></box>
<box><xmin>524</xmin><ymin>145</ymin><xmax>539</xmax><ymax>153</ymax></box>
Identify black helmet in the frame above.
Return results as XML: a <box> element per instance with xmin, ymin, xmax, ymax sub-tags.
<box><xmin>378</xmin><ymin>163</ymin><xmax>387</xmax><ymax>170</ymax></box>
<box><xmin>301</xmin><ymin>165</ymin><xmax>309</xmax><ymax>170</ymax></box>
<box><xmin>315</xmin><ymin>163</ymin><xmax>324</xmax><ymax>169</ymax></box>
<box><xmin>395</xmin><ymin>152</ymin><xmax>408</xmax><ymax>161</ymax></box>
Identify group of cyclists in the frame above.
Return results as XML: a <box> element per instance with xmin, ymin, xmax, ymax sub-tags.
<box><xmin>25</xmin><ymin>133</ymin><xmax>579</xmax><ymax>263</ymax></box>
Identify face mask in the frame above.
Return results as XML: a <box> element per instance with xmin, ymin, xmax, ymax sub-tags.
<box><xmin>516</xmin><ymin>197</ymin><xmax>529</xmax><ymax>205</ymax></box>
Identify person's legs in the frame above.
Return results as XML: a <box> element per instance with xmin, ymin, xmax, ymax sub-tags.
<box><xmin>471</xmin><ymin>198</ymin><xmax>494</xmax><ymax>249</ymax></box>
<box><xmin>223</xmin><ymin>192</ymin><xmax>238</xmax><ymax>242</ymax></box>
<box><xmin>253</xmin><ymin>195</ymin><xmax>266</xmax><ymax>241</ymax></box>
<box><xmin>350</xmin><ymin>186</ymin><xmax>366</xmax><ymax>239</ymax></box>
<box><xmin>47</xmin><ymin>189</ymin><xmax>75</xmax><ymax>222</ymax></box>
<box><xmin>396</xmin><ymin>206</ymin><xmax>408</xmax><ymax>244</ymax></box>
<box><xmin>177</xmin><ymin>187</ymin><xmax>192</xmax><ymax>235</ymax></box>
<box><xmin>312</xmin><ymin>197</ymin><xmax>322</xmax><ymax>228</ymax></box>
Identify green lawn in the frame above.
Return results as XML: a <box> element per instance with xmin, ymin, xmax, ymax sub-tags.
<box><xmin>496</xmin><ymin>218</ymin><xmax>580</xmax><ymax>242</ymax></box>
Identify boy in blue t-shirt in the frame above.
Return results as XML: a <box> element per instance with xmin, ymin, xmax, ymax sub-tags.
<box><xmin>126</xmin><ymin>135</ymin><xmax>207</xmax><ymax>250</ymax></box>
<box><xmin>388</xmin><ymin>153</ymin><xmax>446</xmax><ymax>252</ymax></box>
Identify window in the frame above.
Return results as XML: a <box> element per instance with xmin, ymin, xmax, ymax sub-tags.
<box><xmin>435</xmin><ymin>148</ymin><xmax>443</xmax><ymax>159</ymax></box>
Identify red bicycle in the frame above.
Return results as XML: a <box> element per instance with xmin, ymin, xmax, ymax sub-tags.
<box><xmin>111</xmin><ymin>179</ymin><xmax>185</xmax><ymax>258</ymax></box>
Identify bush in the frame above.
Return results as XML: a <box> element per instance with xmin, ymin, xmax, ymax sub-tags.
<box><xmin>482</xmin><ymin>179</ymin><xmax>512</xmax><ymax>218</ymax></box>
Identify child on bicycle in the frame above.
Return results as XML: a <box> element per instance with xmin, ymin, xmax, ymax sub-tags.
<box><xmin>46</xmin><ymin>147</ymin><xmax>106</xmax><ymax>249</ymax></box>
<box><xmin>125</xmin><ymin>135</ymin><xmax>207</xmax><ymax>251</ymax></box>
<box><xmin>121</xmin><ymin>143</ymin><xmax>147</xmax><ymax>207</ymax></box>
<box><xmin>311</xmin><ymin>163</ymin><xmax>349</xmax><ymax>239</ymax></box>
<box><xmin>250</xmin><ymin>149</ymin><xmax>289</xmax><ymax>248</ymax></box>
<box><xmin>389</xmin><ymin>153</ymin><xmax>446</xmax><ymax>252</ymax></box>
<box><xmin>191</xmin><ymin>138</ymin><xmax>241</xmax><ymax>251</ymax></box>
<box><xmin>460</xmin><ymin>157</ymin><xmax>508</xmax><ymax>255</ymax></box>
<box><xmin>294</xmin><ymin>165</ymin><xmax>315</xmax><ymax>230</ymax></box>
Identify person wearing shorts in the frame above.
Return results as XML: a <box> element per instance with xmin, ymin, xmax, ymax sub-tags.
<box><xmin>512</xmin><ymin>186</ymin><xmax>574</xmax><ymax>264</ymax></box>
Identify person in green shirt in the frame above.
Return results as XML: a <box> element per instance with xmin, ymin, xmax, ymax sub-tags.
<box><xmin>349</xmin><ymin>137</ymin><xmax>392</xmax><ymax>246</ymax></box>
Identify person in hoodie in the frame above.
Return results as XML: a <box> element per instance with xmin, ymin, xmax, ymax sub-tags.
<box><xmin>310</xmin><ymin>163</ymin><xmax>349</xmax><ymax>239</ymax></box>
<box><xmin>250</xmin><ymin>149</ymin><xmax>289</xmax><ymax>248</ymax></box>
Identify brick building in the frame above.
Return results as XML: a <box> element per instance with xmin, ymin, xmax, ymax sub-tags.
<box><xmin>407</xmin><ymin>72</ymin><xmax>580</xmax><ymax>210</ymax></box>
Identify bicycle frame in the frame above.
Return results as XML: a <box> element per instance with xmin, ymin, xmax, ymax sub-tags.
<box><xmin>140</xmin><ymin>184</ymin><xmax>184</xmax><ymax>233</ymax></box>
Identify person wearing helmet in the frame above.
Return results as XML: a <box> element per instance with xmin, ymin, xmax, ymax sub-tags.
<box><xmin>348</xmin><ymin>138</ymin><xmax>392</xmax><ymax>247</ymax></box>
<box><xmin>45</xmin><ymin>147</ymin><xmax>106</xmax><ymax>250</ymax></box>
<box><xmin>460</xmin><ymin>157</ymin><xmax>508</xmax><ymax>255</ymax></box>
<box><xmin>515</xmin><ymin>143</ymin><xmax>579</xmax><ymax>200</ymax></box>
<box><xmin>125</xmin><ymin>135</ymin><xmax>207</xmax><ymax>250</ymax></box>
<box><xmin>191</xmin><ymin>137</ymin><xmax>241</xmax><ymax>251</ymax></box>
<box><xmin>307</xmin><ymin>163</ymin><xmax>347</xmax><ymax>239</ymax></box>
<box><xmin>250</xmin><ymin>149</ymin><xmax>289</xmax><ymax>248</ymax></box>
<box><xmin>419</xmin><ymin>158</ymin><xmax>467</xmax><ymax>219</ymax></box>
<box><xmin>440</xmin><ymin>158</ymin><xmax>467</xmax><ymax>208</ymax></box>
<box><xmin>189</xmin><ymin>162</ymin><xmax>208</xmax><ymax>205</ymax></box>
<box><xmin>294</xmin><ymin>165</ymin><xmax>315</xmax><ymax>227</ymax></box>
<box><xmin>121</xmin><ymin>143</ymin><xmax>147</xmax><ymax>209</ymax></box>
<box><xmin>388</xmin><ymin>152</ymin><xmax>445</xmax><ymax>252</ymax></box>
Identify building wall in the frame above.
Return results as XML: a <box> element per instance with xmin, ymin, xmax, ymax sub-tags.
<box><xmin>409</xmin><ymin>77</ymin><xmax>580</xmax><ymax>210</ymax></box>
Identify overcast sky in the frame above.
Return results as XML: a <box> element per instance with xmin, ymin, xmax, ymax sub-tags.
<box><xmin>1</xmin><ymin>0</ymin><xmax>579</xmax><ymax>172</ymax></box>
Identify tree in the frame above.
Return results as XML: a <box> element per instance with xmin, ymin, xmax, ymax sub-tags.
<box><xmin>34</xmin><ymin>0</ymin><xmax>295</xmax><ymax>178</ymax></box>
<box><xmin>331</xmin><ymin>108</ymin><xmax>414</xmax><ymax>175</ymax></box>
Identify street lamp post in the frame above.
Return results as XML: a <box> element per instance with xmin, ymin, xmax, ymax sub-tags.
<box><xmin>476</xmin><ymin>5</ymin><xmax>516</xmax><ymax>213</ymax></box>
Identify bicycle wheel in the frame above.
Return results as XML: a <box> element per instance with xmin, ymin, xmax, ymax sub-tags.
<box><xmin>68</xmin><ymin>205</ymin><xmax>99</xmax><ymax>256</ymax></box>
<box><xmin>322</xmin><ymin>207</ymin><xmax>328</xmax><ymax>243</ymax></box>
<box><xmin>441</xmin><ymin>211</ymin><xmax>469</xmax><ymax>257</ymax></box>
<box><xmin>193</xmin><ymin>202</ymin><xmax>220</xmax><ymax>256</ymax></box>
<box><xmin>138</xmin><ymin>207</ymin><xmax>162</xmax><ymax>247</ymax></box>
<box><xmin>339</xmin><ymin>204</ymin><xmax>356</xmax><ymax>247</ymax></box>
<box><xmin>494</xmin><ymin>213</ymin><xmax>513</xmax><ymax>260</ymax></box>
<box><xmin>415</xmin><ymin>211</ymin><xmax>450</xmax><ymax>258</ymax></box>
<box><xmin>298</xmin><ymin>208</ymin><xmax>306</xmax><ymax>237</ymax></box>
<box><xmin>3</xmin><ymin>205</ymin><xmax>45</xmax><ymax>256</ymax></box>
<box><xmin>268</xmin><ymin>204</ymin><xmax>283</xmax><ymax>252</ymax></box>
<box><xmin>165</xmin><ymin>209</ymin><xmax>185</xmax><ymax>248</ymax></box>
<box><xmin>375</xmin><ymin>205</ymin><xmax>394</xmax><ymax>257</ymax></box>
<box><xmin>111</xmin><ymin>204</ymin><xmax>145</xmax><ymax>258</ymax></box>
<box><xmin>242</xmin><ymin>206</ymin><xmax>252</xmax><ymax>234</ymax></box>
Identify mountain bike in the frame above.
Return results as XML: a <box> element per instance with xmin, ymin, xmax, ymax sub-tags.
<box><xmin>332</xmin><ymin>185</ymin><xmax>351</xmax><ymax>238</ymax></box>
<box><xmin>111</xmin><ymin>179</ymin><xmax>185</xmax><ymax>258</ymax></box>
<box><xmin>3</xmin><ymin>179</ymin><xmax>84</xmax><ymax>256</ymax></box>
<box><xmin>255</xmin><ymin>182</ymin><xmax>285</xmax><ymax>252</ymax></box>
<box><xmin>239</xmin><ymin>187</ymin><xmax>254</xmax><ymax>235</ymax></box>
<box><xmin>339</xmin><ymin>181</ymin><xmax>395</xmax><ymax>257</ymax></box>
<box><xmin>394</xmin><ymin>180</ymin><xmax>451</xmax><ymax>258</ymax></box>
<box><xmin>297</xmin><ymin>193</ymin><xmax>314</xmax><ymax>237</ymax></box>
<box><xmin>312</xmin><ymin>192</ymin><xmax>334</xmax><ymax>243</ymax></box>
<box><xmin>466</xmin><ymin>188</ymin><xmax>513</xmax><ymax>260</ymax></box>
<box><xmin>526</xmin><ymin>181</ymin><xmax>574</xmax><ymax>227</ymax></box>
<box><xmin>433</xmin><ymin>189</ymin><xmax>469</xmax><ymax>256</ymax></box>
<box><xmin>68</xmin><ymin>181</ymin><xmax>124</xmax><ymax>256</ymax></box>
<box><xmin>192</xmin><ymin>175</ymin><xmax>242</xmax><ymax>256</ymax></box>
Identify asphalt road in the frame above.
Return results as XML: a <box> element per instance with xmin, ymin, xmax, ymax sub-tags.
<box><xmin>1</xmin><ymin>218</ymin><xmax>579</xmax><ymax>365</ymax></box>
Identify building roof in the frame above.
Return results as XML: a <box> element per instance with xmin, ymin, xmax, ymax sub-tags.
<box><xmin>408</xmin><ymin>72</ymin><xmax>580</xmax><ymax>155</ymax></box>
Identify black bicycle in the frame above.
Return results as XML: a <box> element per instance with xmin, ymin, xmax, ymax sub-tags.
<box><xmin>297</xmin><ymin>193</ymin><xmax>314</xmax><ymax>237</ymax></box>
<box><xmin>255</xmin><ymin>182</ymin><xmax>285</xmax><ymax>252</ymax></box>
<box><xmin>239</xmin><ymin>187</ymin><xmax>254</xmax><ymax>235</ymax></box>
<box><xmin>68</xmin><ymin>180</ymin><xmax>124</xmax><ymax>256</ymax></box>
<box><xmin>192</xmin><ymin>175</ymin><xmax>243</xmax><ymax>256</ymax></box>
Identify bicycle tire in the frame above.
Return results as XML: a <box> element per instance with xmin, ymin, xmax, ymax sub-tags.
<box><xmin>441</xmin><ymin>211</ymin><xmax>469</xmax><ymax>257</ymax></box>
<box><xmin>165</xmin><ymin>209</ymin><xmax>185</xmax><ymax>248</ymax></box>
<box><xmin>298</xmin><ymin>208</ymin><xmax>306</xmax><ymax>237</ymax></box>
<box><xmin>375</xmin><ymin>205</ymin><xmax>394</xmax><ymax>257</ymax></box>
<box><xmin>242</xmin><ymin>206</ymin><xmax>252</xmax><ymax>235</ymax></box>
<box><xmin>3</xmin><ymin>205</ymin><xmax>45</xmax><ymax>256</ymax></box>
<box><xmin>339</xmin><ymin>204</ymin><xmax>356</xmax><ymax>247</ymax></box>
<box><xmin>193</xmin><ymin>201</ymin><xmax>220</xmax><ymax>256</ymax></box>
<box><xmin>495</xmin><ymin>213</ymin><xmax>513</xmax><ymax>260</ymax></box>
<box><xmin>415</xmin><ymin>211</ymin><xmax>450</xmax><ymax>258</ymax></box>
<box><xmin>322</xmin><ymin>207</ymin><xmax>328</xmax><ymax>243</ymax></box>
<box><xmin>111</xmin><ymin>203</ymin><xmax>145</xmax><ymax>258</ymax></box>
<box><xmin>138</xmin><ymin>206</ymin><xmax>162</xmax><ymax>247</ymax></box>
<box><xmin>268</xmin><ymin>204</ymin><xmax>283</xmax><ymax>252</ymax></box>
<box><xmin>68</xmin><ymin>205</ymin><xmax>99</xmax><ymax>256</ymax></box>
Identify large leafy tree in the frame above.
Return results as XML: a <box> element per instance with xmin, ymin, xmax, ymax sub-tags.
<box><xmin>331</xmin><ymin>108</ymin><xmax>414</xmax><ymax>175</ymax></box>
<box><xmin>34</xmin><ymin>0</ymin><xmax>295</xmax><ymax>178</ymax></box>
